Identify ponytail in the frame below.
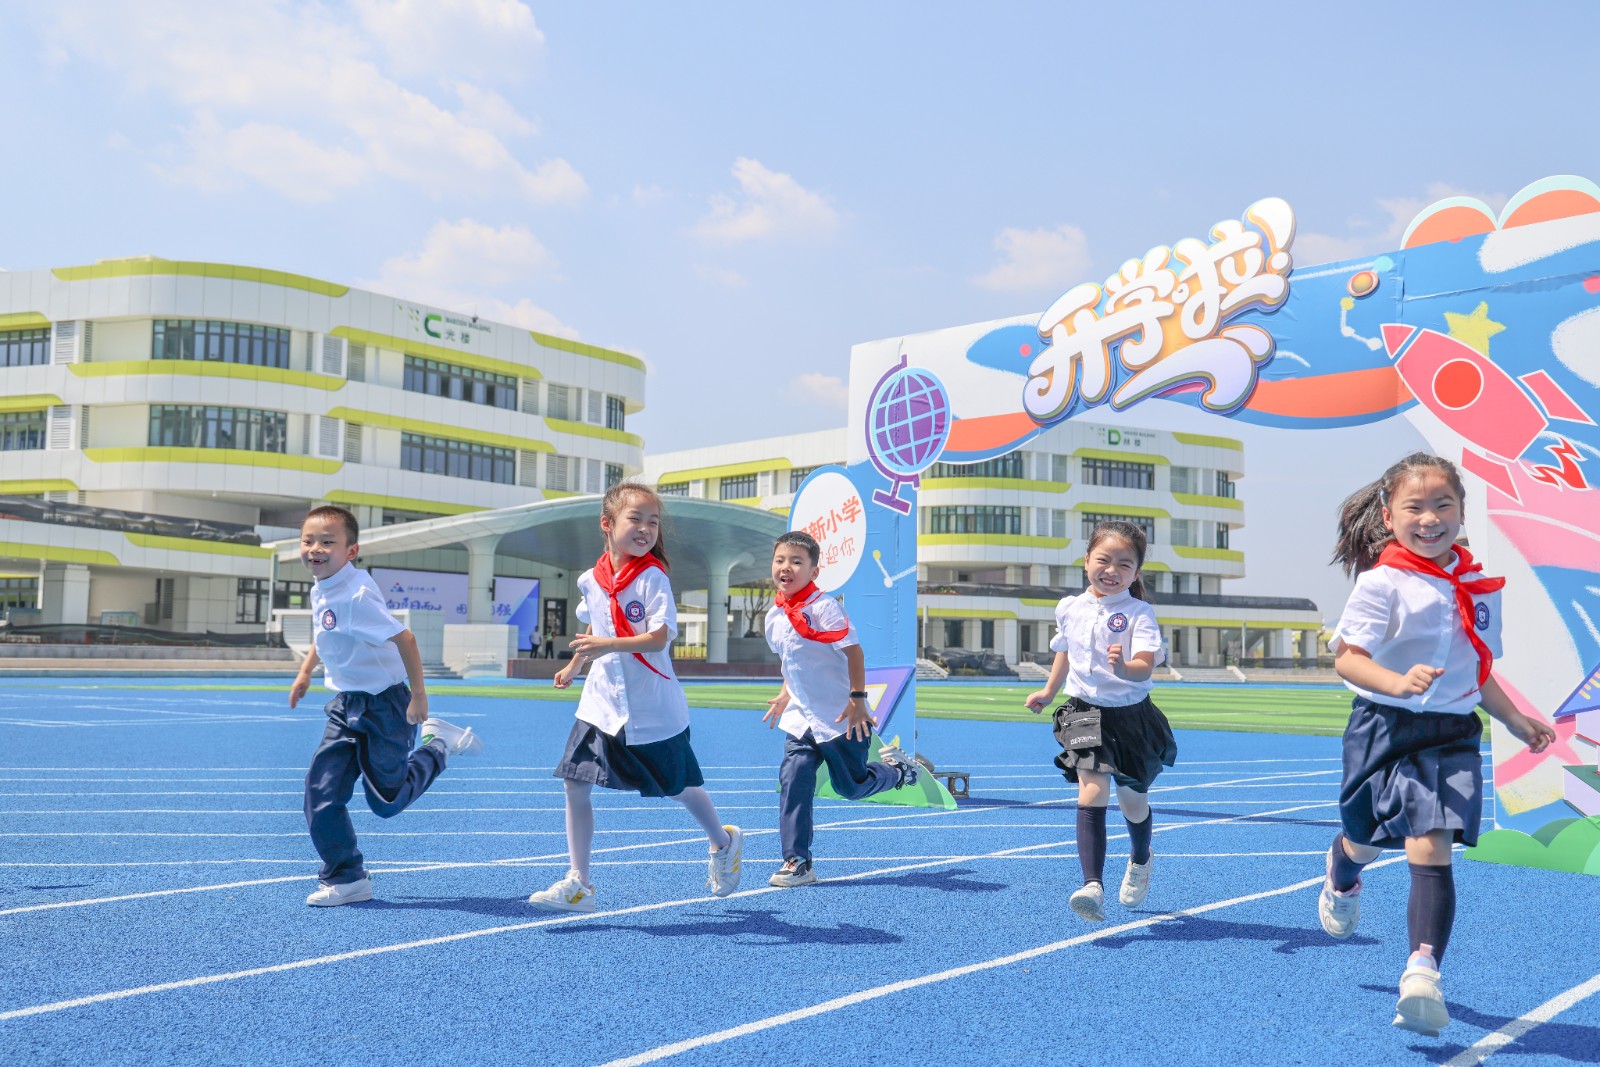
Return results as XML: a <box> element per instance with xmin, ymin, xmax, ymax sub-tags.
<box><xmin>1332</xmin><ymin>452</ymin><xmax>1467</xmax><ymax>577</ymax></box>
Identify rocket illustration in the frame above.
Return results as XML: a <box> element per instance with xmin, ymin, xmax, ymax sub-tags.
<box><xmin>1380</xmin><ymin>324</ymin><xmax>1595</xmax><ymax>501</ymax></box>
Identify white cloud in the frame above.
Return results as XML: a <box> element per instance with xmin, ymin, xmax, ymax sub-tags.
<box><xmin>693</xmin><ymin>158</ymin><xmax>838</xmax><ymax>243</ymax></box>
<box><xmin>633</xmin><ymin>183</ymin><xmax>668</xmax><ymax>205</ymax></box>
<box><xmin>37</xmin><ymin>0</ymin><xmax>582</xmax><ymax>205</ymax></box>
<box><xmin>972</xmin><ymin>224</ymin><xmax>1091</xmax><ymax>293</ymax></box>
<box><xmin>353</xmin><ymin>0</ymin><xmax>545</xmax><ymax>82</ymax></box>
<box><xmin>361</xmin><ymin>218</ymin><xmax>575</xmax><ymax>335</ymax></box>
<box><xmin>694</xmin><ymin>265</ymin><xmax>748</xmax><ymax>288</ymax></box>
<box><xmin>1294</xmin><ymin>182</ymin><xmax>1509</xmax><ymax>266</ymax></box>
<box><xmin>793</xmin><ymin>372</ymin><xmax>848</xmax><ymax>409</ymax></box>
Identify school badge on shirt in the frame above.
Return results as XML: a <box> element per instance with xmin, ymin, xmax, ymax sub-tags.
<box><xmin>1107</xmin><ymin>613</ymin><xmax>1128</xmax><ymax>632</ymax></box>
<box><xmin>1474</xmin><ymin>602</ymin><xmax>1491</xmax><ymax>631</ymax></box>
<box><xmin>624</xmin><ymin>601</ymin><xmax>646</xmax><ymax>623</ymax></box>
<box><xmin>321</xmin><ymin>609</ymin><xmax>337</xmax><ymax>630</ymax></box>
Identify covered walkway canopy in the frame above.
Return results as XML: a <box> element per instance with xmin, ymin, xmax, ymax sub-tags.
<box><xmin>263</xmin><ymin>495</ymin><xmax>787</xmax><ymax>662</ymax></box>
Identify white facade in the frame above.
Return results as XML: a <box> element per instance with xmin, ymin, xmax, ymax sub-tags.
<box><xmin>644</xmin><ymin>421</ymin><xmax>1324</xmax><ymax>669</ymax></box>
<box><xmin>0</xmin><ymin>257</ymin><xmax>646</xmax><ymax>632</ymax></box>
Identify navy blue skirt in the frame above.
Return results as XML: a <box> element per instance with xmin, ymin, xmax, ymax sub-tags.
<box><xmin>1053</xmin><ymin>695</ymin><xmax>1177</xmax><ymax>792</ymax></box>
<box><xmin>553</xmin><ymin>720</ymin><xmax>704</xmax><ymax>798</ymax></box>
<box><xmin>1339</xmin><ymin>697</ymin><xmax>1484</xmax><ymax>849</ymax></box>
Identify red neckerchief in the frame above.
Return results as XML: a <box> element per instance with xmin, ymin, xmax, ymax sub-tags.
<box><xmin>1375</xmin><ymin>542</ymin><xmax>1505</xmax><ymax>687</ymax></box>
<box><xmin>592</xmin><ymin>552</ymin><xmax>670</xmax><ymax>679</ymax></box>
<box><xmin>774</xmin><ymin>582</ymin><xmax>849</xmax><ymax>644</ymax></box>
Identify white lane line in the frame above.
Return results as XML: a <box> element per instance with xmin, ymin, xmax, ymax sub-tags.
<box><xmin>1441</xmin><ymin>971</ymin><xmax>1600</xmax><ymax>1067</ymax></box>
<box><xmin>592</xmin><ymin>853</ymin><xmax>1412</xmax><ymax>1067</ymax></box>
<box><xmin>0</xmin><ymin>801</ymin><xmax>1334</xmax><ymax>1015</ymax></box>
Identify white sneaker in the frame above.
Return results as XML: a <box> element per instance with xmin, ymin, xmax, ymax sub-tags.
<box><xmin>877</xmin><ymin>744</ymin><xmax>920</xmax><ymax>787</ymax></box>
<box><xmin>1069</xmin><ymin>881</ymin><xmax>1105</xmax><ymax>922</ymax></box>
<box><xmin>305</xmin><ymin>876</ymin><xmax>373</xmax><ymax>907</ymax></box>
<box><xmin>1393</xmin><ymin>957</ymin><xmax>1450</xmax><ymax>1036</ymax></box>
<box><xmin>1318</xmin><ymin>844</ymin><xmax>1362</xmax><ymax>939</ymax></box>
<box><xmin>706</xmin><ymin>824</ymin><xmax>744</xmax><ymax>897</ymax></box>
<box><xmin>420</xmin><ymin>717</ymin><xmax>483</xmax><ymax>757</ymax></box>
<box><xmin>528</xmin><ymin>869</ymin><xmax>596</xmax><ymax>913</ymax></box>
<box><xmin>1119</xmin><ymin>857</ymin><xmax>1152</xmax><ymax>907</ymax></box>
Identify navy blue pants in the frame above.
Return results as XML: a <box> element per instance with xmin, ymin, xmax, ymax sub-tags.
<box><xmin>779</xmin><ymin>730</ymin><xmax>900</xmax><ymax>863</ymax></box>
<box><xmin>303</xmin><ymin>684</ymin><xmax>447</xmax><ymax>885</ymax></box>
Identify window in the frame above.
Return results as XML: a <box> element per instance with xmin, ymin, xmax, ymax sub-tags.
<box><xmin>1170</xmin><ymin>519</ymin><xmax>1195</xmax><ymax>547</ymax></box>
<box><xmin>152</xmin><ymin>320</ymin><xmax>290</xmax><ymax>368</ymax></box>
<box><xmin>0</xmin><ymin>576</ymin><xmax>37</xmax><ymax>612</ymax></box>
<box><xmin>943</xmin><ymin>619</ymin><xmax>965</xmax><ymax>647</ymax></box>
<box><xmin>237</xmin><ymin>578</ymin><xmax>269</xmax><ymax>624</ymax></box>
<box><xmin>381</xmin><ymin>508</ymin><xmax>446</xmax><ymax>526</ymax></box>
<box><xmin>148</xmin><ymin>405</ymin><xmax>287</xmax><ymax>452</ymax></box>
<box><xmin>980</xmin><ymin>619</ymin><xmax>995</xmax><ymax>649</ymax></box>
<box><xmin>1216</xmin><ymin>471</ymin><xmax>1236</xmax><ymax>498</ymax></box>
<box><xmin>0</xmin><ymin>327</ymin><xmax>50</xmax><ymax>368</ymax></box>
<box><xmin>0</xmin><ymin>410</ymin><xmax>46</xmax><ymax>451</ymax></box>
<box><xmin>400</xmin><ymin>432</ymin><xmax>515</xmax><ymax>484</ymax></box>
<box><xmin>925</xmin><ymin>506</ymin><xmax>1023</xmax><ymax>535</ymax></box>
<box><xmin>605</xmin><ymin>395</ymin><xmax>627</xmax><ymax>431</ymax></box>
<box><xmin>1216</xmin><ymin>524</ymin><xmax>1231</xmax><ymax>549</ymax></box>
<box><xmin>659</xmin><ymin>481</ymin><xmax>689</xmax><ymax>497</ymax></box>
<box><xmin>928</xmin><ymin>452</ymin><xmax>1025</xmax><ymax>480</ymax></box>
<box><xmin>789</xmin><ymin>466</ymin><xmax>818</xmax><ymax>492</ymax></box>
<box><xmin>546</xmin><ymin>384</ymin><xmax>570</xmax><ymax>420</ymax></box>
<box><xmin>719</xmin><ymin>473</ymin><xmax>758</xmax><ymax>500</ymax></box>
<box><xmin>604</xmin><ymin>463</ymin><xmax>624</xmax><ymax>490</ymax></box>
<box><xmin>1080</xmin><ymin>512</ymin><xmax>1156</xmax><ymax>542</ymax></box>
<box><xmin>1169</xmin><ymin>466</ymin><xmax>1195</xmax><ymax>494</ymax></box>
<box><xmin>1081</xmin><ymin>458</ymin><xmax>1155</xmax><ymax>489</ymax></box>
<box><xmin>1171</xmin><ymin>573</ymin><xmax>1189</xmax><ymax>595</ymax></box>
<box><xmin>402</xmin><ymin>356</ymin><xmax>517</xmax><ymax>409</ymax></box>
<box><xmin>274</xmin><ymin>580</ymin><xmax>311</xmax><ymax>611</ymax></box>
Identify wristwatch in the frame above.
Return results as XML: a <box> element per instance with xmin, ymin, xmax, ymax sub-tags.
<box><xmin>850</xmin><ymin>690</ymin><xmax>869</xmax><ymax>699</ymax></box>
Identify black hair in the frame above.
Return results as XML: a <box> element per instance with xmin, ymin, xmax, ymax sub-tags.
<box><xmin>600</xmin><ymin>482</ymin><xmax>670</xmax><ymax>569</ymax></box>
<box><xmin>1086</xmin><ymin>520</ymin><xmax>1149</xmax><ymax>601</ymax></box>
<box><xmin>1331</xmin><ymin>452</ymin><xmax>1466</xmax><ymax>577</ymax></box>
<box><xmin>774</xmin><ymin>530</ymin><xmax>820</xmax><ymax>566</ymax></box>
<box><xmin>303</xmin><ymin>504</ymin><xmax>359</xmax><ymax>543</ymax></box>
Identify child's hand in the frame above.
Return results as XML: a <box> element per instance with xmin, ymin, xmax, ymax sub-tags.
<box><xmin>835</xmin><ymin>698</ymin><xmax>872</xmax><ymax>740</ymax></box>
<box><xmin>406</xmin><ymin>692</ymin><xmax>428</xmax><ymax>725</ymax></box>
<box><xmin>1024</xmin><ymin>690</ymin><xmax>1053</xmax><ymax>714</ymax></box>
<box><xmin>553</xmin><ymin>665</ymin><xmax>575</xmax><ymax>689</ymax></box>
<box><xmin>1394</xmin><ymin>663</ymin><xmax>1445</xmax><ymax>697</ymax></box>
<box><xmin>1507</xmin><ymin>712</ymin><xmax>1557</xmax><ymax>754</ymax></box>
<box><xmin>289</xmin><ymin>674</ymin><xmax>310</xmax><ymax>708</ymax></box>
<box><xmin>1107</xmin><ymin>643</ymin><xmax>1125</xmax><ymax>677</ymax></box>
<box><xmin>568</xmin><ymin>633</ymin><xmax>611</xmax><ymax>658</ymax></box>
<box><xmin>763</xmin><ymin>690</ymin><xmax>789</xmax><ymax>729</ymax></box>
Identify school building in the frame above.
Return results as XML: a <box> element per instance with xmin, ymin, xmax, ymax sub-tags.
<box><xmin>642</xmin><ymin>422</ymin><xmax>1326</xmax><ymax>671</ymax></box>
<box><xmin>0</xmin><ymin>256</ymin><xmax>652</xmax><ymax>649</ymax></box>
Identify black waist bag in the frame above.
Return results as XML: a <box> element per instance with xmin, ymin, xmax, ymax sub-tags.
<box><xmin>1055</xmin><ymin>703</ymin><xmax>1102</xmax><ymax>750</ymax></box>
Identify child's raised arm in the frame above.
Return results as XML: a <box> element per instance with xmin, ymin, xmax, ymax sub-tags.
<box><xmin>1336</xmin><ymin>644</ymin><xmax>1443</xmax><ymax>699</ymax></box>
<box><xmin>1107</xmin><ymin>645</ymin><xmax>1155</xmax><ymax>682</ymax></box>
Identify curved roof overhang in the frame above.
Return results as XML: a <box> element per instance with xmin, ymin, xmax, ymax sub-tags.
<box><xmin>265</xmin><ymin>495</ymin><xmax>788</xmax><ymax>589</ymax></box>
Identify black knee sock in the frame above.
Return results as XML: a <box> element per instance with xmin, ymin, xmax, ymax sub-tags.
<box><xmin>1329</xmin><ymin>832</ymin><xmax>1372</xmax><ymax>892</ymax></box>
<box><xmin>1076</xmin><ymin>805</ymin><xmax>1107</xmax><ymax>885</ymax></box>
<box><xmin>1126</xmin><ymin>810</ymin><xmax>1153</xmax><ymax>865</ymax></box>
<box><xmin>1407</xmin><ymin>863</ymin><xmax>1456</xmax><ymax>964</ymax></box>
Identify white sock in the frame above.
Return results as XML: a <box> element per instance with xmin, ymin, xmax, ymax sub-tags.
<box><xmin>564</xmin><ymin>780</ymin><xmax>595</xmax><ymax>886</ymax></box>
<box><xmin>673</xmin><ymin>786</ymin><xmax>731</xmax><ymax>849</ymax></box>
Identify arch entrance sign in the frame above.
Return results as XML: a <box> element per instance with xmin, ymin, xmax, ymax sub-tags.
<box><xmin>804</xmin><ymin>177</ymin><xmax>1600</xmax><ymax>872</ymax></box>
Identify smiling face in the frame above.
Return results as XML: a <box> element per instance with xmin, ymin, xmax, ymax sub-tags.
<box><xmin>601</xmin><ymin>492</ymin><xmax>660</xmax><ymax>562</ymax></box>
<box><xmin>1383</xmin><ymin>469</ymin><xmax>1463</xmax><ymax>565</ymax></box>
<box><xmin>772</xmin><ymin>541</ymin><xmax>820</xmax><ymax>597</ymax></box>
<box><xmin>1083</xmin><ymin>536</ymin><xmax>1141</xmax><ymax>598</ymax></box>
<box><xmin>300</xmin><ymin>514</ymin><xmax>358</xmax><ymax>580</ymax></box>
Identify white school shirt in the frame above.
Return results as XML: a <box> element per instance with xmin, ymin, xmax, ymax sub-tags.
<box><xmin>764</xmin><ymin>592</ymin><xmax>861</xmax><ymax>743</ymax></box>
<box><xmin>310</xmin><ymin>564</ymin><xmax>407</xmax><ymax>694</ymax></box>
<box><xmin>1049</xmin><ymin>589</ymin><xmax>1165</xmax><ymax>707</ymax></box>
<box><xmin>1330</xmin><ymin>566</ymin><xmax>1503</xmax><ymax>715</ymax></box>
<box><xmin>573</xmin><ymin>565</ymin><xmax>690</xmax><ymax>744</ymax></box>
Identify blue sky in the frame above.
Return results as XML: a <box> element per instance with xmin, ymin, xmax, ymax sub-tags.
<box><xmin>6</xmin><ymin>1</ymin><xmax>1599</xmax><ymax>616</ymax></box>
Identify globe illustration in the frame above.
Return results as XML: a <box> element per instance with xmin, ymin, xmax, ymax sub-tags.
<box><xmin>866</xmin><ymin>358</ymin><xmax>950</xmax><ymax>514</ymax></box>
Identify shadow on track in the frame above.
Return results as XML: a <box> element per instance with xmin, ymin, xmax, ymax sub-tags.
<box><xmin>543</xmin><ymin>907</ymin><xmax>903</xmax><ymax>946</ymax></box>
